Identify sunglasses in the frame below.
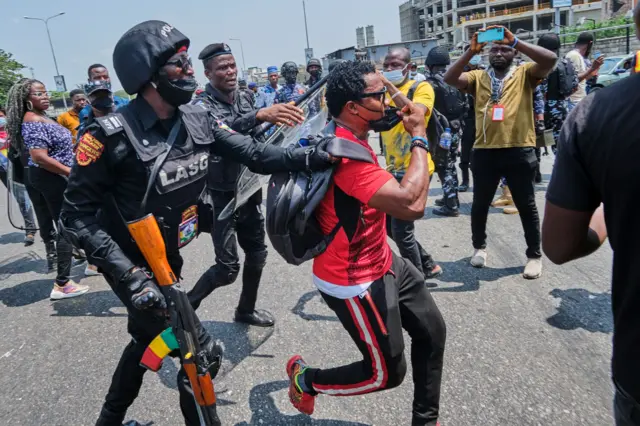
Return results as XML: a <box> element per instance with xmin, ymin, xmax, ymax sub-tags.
<box><xmin>166</xmin><ymin>55</ymin><xmax>193</xmax><ymax>73</ymax></box>
<box><xmin>358</xmin><ymin>86</ymin><xmax>388</xmax><ymax>103</ymax></box>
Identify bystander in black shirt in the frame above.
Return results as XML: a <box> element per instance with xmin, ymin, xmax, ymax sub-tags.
<box><xmin>546</xmin><ymin>73</ymin><xmax>640</xmax><ymax>402</ymax></box>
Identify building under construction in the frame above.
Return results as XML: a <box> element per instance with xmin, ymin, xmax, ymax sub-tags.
<box><xmin>399</xmin><ymin>0</ymin><xmax>610</xmax><ymax>45</ymax></box>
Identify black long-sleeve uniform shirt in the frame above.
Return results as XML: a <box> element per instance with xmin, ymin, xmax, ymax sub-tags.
<box><xmin>60</xmin><ymin>95</ymin><xmax>318</xmax><ymax>285</ymax></box>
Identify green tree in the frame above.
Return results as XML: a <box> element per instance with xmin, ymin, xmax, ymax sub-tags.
<box><xmin>0</xmin><ymin>49</ymin><xmax>25</xmax><ymax>107</ymax></box>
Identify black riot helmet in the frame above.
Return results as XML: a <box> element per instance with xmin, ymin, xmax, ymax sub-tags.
<box><xmin>281</xmin><ymin>61</ymin><xmax>299</xmax><ymax>84</ymax></box>
<box><xmin>113</xmin><ymin>20</ymin><xmax>190</xmax><ymax>95</ymax></box>
<box><xmin>307</xmin><ymin>58</ymin><xmax>322</xmax><ymax>72</ymax></box>
<box><xmin>425</xmin><ymin>46</ymin><xmax>451</xmax><ymax>68</ymax></box>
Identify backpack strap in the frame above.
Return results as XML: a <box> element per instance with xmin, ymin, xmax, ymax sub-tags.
<box><xmin>406</xmin><ymin>81</ymin><xmax>423</xmax><ymax>102</ymax></box>
<box><xmin>326</xmin><ymin>137</ymin><xmax>374</xmax><ymax>163</ymax></box>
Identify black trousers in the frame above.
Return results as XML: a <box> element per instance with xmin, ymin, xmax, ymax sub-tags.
<box><xmin>386</xmin><ymin>212</ymin><xmax>436</xmax><ymax>278</ymax></box>
<box><xmin>470</xmin><ymin>147</ymin><xmax>541</xmax><ymax>259</ymax></box>
<box><xmin>27</xmin><ymin>167</ymin><xmax>72</xmax><ymax>283</ymax></box>
<box><xmin>304</xmin><ymin>253</ymin><xmax>446</xmax><ymax>426</ymax></box>
<box><xmin>615</xmin><ymin>380</ymin><xmax>640</xmax><ymax>426</ymax></box>
<box><xmin>188</xmin><ymin>190</ymin><xmax>268</xmax><ymax>311</ymax></box>
<box><xmin>20</xmin><ymin>165</ymin><xmax>56</xmax><ymax>244</ymax></box>
<box><xmin>98</xmin><ymin>255</ymin><xmax>220</xmax><ymax>426</ymax></box>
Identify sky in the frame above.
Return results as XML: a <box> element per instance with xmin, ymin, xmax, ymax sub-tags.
<box><xmin>1</xmin><ymin>0</ymin><xmax>403</xmax><ymax>93</ymax></box>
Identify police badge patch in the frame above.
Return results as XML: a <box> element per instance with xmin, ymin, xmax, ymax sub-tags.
<box><xmin>216</xmin><ymin>120</ymin><xmax>236</xmax><ymax>134</ymax></box>
<box><xmin>76</xmin><ymin>133</ymin><xmax>105</xmax><ymax>166</ymax></box>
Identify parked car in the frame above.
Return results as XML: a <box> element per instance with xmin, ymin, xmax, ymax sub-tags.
<box><xmin>590</xmin><ymin>54</ymin><xmax>634</xmax><ymax>92</ymax></box>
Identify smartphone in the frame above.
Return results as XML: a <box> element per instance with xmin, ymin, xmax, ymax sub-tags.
<box><xmin>477</xmin><ymin>27</ymin><xmax>505</xmax><ymax>43</ymax></box>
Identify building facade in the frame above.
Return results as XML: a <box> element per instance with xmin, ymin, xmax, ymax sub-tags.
<box><xmin>400</xmin><ymin>0</ymin><xmax>607</xmax><ymax>44</ymax></box>
<box><xmin>323</xmin><ymin>38</ymin><xmax>439</xmax><ymax>69</ymax></box>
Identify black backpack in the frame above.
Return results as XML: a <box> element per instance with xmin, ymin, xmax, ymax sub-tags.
<box><xmin>426</xmin><ymin>73</ymin><xmax>466</xmax><ymax>121</ymax></box>
<box><xmin>548</xmin><ymin>58</ymin><xmax>577</xmax><ymax>100</ymax></box>
<box><xmin>265</xmin><ymin>122</ymin><xmax>374</xmax><ymax>265</ymax></box>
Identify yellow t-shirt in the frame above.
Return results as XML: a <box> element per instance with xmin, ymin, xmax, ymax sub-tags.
<box><xmin>57</xmin><ymin>109</ymin><xmax>80</xmax><ymax>144</ymax></box>
<box><xmin>380</xmin><ymin>79</ymin><xmax>436</xmax><ymax>175</ymax></box>
<box><xmin>465</xmin><ymin>62</ymin><xmax>538</xmax><ymax>149</ymax></box>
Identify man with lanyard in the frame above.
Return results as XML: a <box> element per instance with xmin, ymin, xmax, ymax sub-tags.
<box><xmin>276</xmin><ymin>61</ymin><xmax>306</xmax><ymax>104</ymax></box>
<box><xmin>379</xmin><ymin>47</ymin><xmax>443</xmax><ymax>283</ymax></box>
<box><xmin>255</xmin><ymin>66</ymin><xmax>281</xmax><ymax>109</ymax></box>
<box><xmin>425</xmin><ymin>45</ymin><xmax>466</xmax><ymax>217</ymax></box>
<box><xmin>444</xmin><ymin>25</ymin><xmax>557</xmax><ymax>279</ymax></box>
<box><xmin>59</xmin><ymin>20</ymin><xmax>334</xmax><ymax>425</ymax></box>
<box><xmin>188</xmin><ymin>43</ymin><xmax>306</xmax><ymax>326</ymax></box>
<box><xmin>286</xmin><ymin>60</ymin><xmax>446</xmax><ymax>426</ymax></box>
<box><xmin>78</xmin><ymin>64</ymin><xmax>130</xmax><ymax>133</ymax></box>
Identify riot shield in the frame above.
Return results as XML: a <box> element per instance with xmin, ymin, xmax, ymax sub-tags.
<box><xmin>6</xmin><ymin>158</ymin><xmax>38</xmax><ymax>233</ymax></box>
<box><xmin>217</xmin><ymin>80</ymin><xmax>328</xmax><ymax>221</ymax></box>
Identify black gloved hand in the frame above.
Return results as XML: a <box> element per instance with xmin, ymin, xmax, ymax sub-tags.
<box><xmin>122</xmin><ymin>267</ymin><xmax>167</xmax><ymax>310</ymax></box>
<box><xmin>535</xmin><ymin>120</ymin><xmax>546</xmax><ymax>136</ymax></box>
<box><xmin>288</xmin><ymin>135</ymin><xmax>334</xmax><ymax>171</ymax></box>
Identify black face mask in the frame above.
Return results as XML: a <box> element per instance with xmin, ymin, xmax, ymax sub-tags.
<box><xmin>91</xmin><ymin>96</ymin><xmax>114</xmax><ymax>113</ymax></box>
<box><xmin>309</xmin><ymin>69</ymin><xmax>322</xmax><ymax>79</ymax></box>
<box><xmin>155</xmin><ymin>72</ymin><xmax>198</xmax><ymax>107</ymax></box>
<box><xmin>366</xmin><ymin>107</ymin><xmax>402</xmax><ymax>132</ymax></box>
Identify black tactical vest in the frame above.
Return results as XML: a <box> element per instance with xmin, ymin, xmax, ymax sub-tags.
<box><xmin>96</xmin><ymin>104</ymin><xmax>213</xmax><ymax>255</ymax></box>
<box><xmin>196</xmin><ymin>87</ymin><xmax>256</xmax><ymax>192</ymax></box>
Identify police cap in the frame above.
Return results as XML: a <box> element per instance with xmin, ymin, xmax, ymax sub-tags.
<box><xmin>84</xmin><ymin>80</ymin><xmax>112</xmax><ymax>96</ymax></box>
<box><xmin>425</xmin><ymin>46</ymin><xmax>451</xmax><ymax>67</ymax></box>
<box><xmin>113</xmin><ymin>20</ymin><xmax>190</xmax><ymax>95</ymax></box>
<box><xmin>198</xmin><ymin>43</ymin><xmax>233</xmax><ymax>63</ymax></box>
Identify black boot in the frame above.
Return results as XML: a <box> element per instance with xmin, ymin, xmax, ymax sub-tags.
<box><xmin>433</xmin><ymin>205</ymin><xmax>460</xmax><ymax>217</ymax></box>
<box><xmin>95</xmin><ymin>406</ymin><xmax>126</xmax><ymax>426</ymax></box>
<box><xmin>435</xmin><ymin>198</ymin><xmax>445</xmax><ymax>207</ymax></box>
<box><xmin>235</xmin><ymin>265</ymin><xmax>274</xmax><ymax>327</ymax></box>
<box><xmin>458</xmin><ymin>167</ymin><xmax>470</xmax><ymax>192</ymax></box>
<box><xmin>433</xmin><ymin>197</ymin><xmax>460</xmax><ymax>217</ymax></box>
<box><xmin>45</xmin><ymin>241</ymin><xmax>57</xmax><ymax>272</ymax></box>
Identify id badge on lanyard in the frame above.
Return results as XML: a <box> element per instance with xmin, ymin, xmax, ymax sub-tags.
<box><xmin>492</xmin><ymin>104</ymin><xmax>505</xmax><ymax>122</ymax></box>
<box><xmin>489</xmin><ymin>72</ymin><xmax>506</xmax><ymax>123</ymax></box>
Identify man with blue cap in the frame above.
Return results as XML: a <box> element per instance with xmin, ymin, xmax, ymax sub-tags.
<box><xmin>255</xmin><ymin>65</ymin><xmax>281</xmax><ymax>108</ymax></box>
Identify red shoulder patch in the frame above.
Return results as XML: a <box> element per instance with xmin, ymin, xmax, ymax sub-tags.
<box><xmin>76</xmin><ymin>133</ymin><xmax>105</xmax><ymax>166</ymax></box>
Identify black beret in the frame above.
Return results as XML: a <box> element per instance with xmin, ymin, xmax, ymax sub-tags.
<box><xmin>113</xmin><ymin>20</ymin><xmax>190</xmax><ymax>95</ymax></box>
<box><xmin>198</xmin><ymin>43</ymin><xmax>233</xmax><ymax>62</ymax></box>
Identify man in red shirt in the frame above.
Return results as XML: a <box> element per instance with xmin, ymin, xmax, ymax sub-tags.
<box><xmin>286</xmin><ymin>61</ymin><xmax>446</xmax><ymax>426</ymax></box>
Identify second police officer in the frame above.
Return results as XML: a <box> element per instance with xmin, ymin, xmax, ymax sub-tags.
<box><xmin>276</xmin><ymin>61</ymin><xmax>306</xmax><ymax>104</ymax></box>
<box><xmin>60</xmin><ymin>20</ymin><xmax>334</xmax><ymax>426</ymax></box>
<box><xmin>188</xmin><ymin>43</ymin><xmax>307</xmax><ymax>326</ymax></box>
<box><xmin>425</xmin><ymin>46</ymin><xmax>467</xmax><ymax>217</ymax></box>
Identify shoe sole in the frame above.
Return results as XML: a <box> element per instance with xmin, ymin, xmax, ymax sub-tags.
<box><xmin>523</xmin><ymin>272</ymin><xmax>542</xmax><ymax>280</ymax></box>
<box><xmin>50</xmin><ymin>287</ymin><xmax>90</xmax><ymax>300</ymax></box>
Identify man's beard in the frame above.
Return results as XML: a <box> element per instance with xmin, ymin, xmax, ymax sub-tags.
<box><xmin>490</xmin><ymin>58</ymin><xmax>512</xmax><ymax>71</ymax></box>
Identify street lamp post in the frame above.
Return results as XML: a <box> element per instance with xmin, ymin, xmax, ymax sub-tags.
<box><xmin>229</xmin><ymin>38</ymin><xmax>248</xmax><ymax>81</ymax></box>
<box><xmin>24</xmin><ymin>12</ymin><xmax>67</xmax><ymax>108</ymax></box>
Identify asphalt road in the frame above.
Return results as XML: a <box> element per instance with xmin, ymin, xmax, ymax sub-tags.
<box><xmin>0</xmin><ymin>148</ymin><xmax>614</xmax><ymax>426</ymax></box>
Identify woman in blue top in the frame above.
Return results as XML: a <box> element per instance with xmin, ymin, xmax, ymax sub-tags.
<box><xmin>6</xmin><ymin>79</ymin><xmax>89</xmax><ymax>300</ymax></box>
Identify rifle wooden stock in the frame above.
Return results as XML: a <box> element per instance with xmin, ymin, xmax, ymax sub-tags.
<box><xmin>126</xmin><ymin>214</ymin><xmax>177</xmax><ymax>286</ymax></box>
<box><xmin>127</xmin><ymin>213</ymin><xmax>218</xmax><ymax>422</ymax></box>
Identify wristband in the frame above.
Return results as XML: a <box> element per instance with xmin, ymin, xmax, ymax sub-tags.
<box><xmin>391</xmin><ymin>91</ymin><xmax>403</xmax><ymax>100</ymax></box>
<box><xmin>510</xmin><ymin>37</ymin><xmax>519</xmax><ymax>49</ymax></box>
<box><xmin>411</xmin><ymin>136</ymin><xmax>429</xmax><ymax>151</ymax></box>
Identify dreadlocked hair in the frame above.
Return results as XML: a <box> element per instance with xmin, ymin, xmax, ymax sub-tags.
<box><xmin>6</xmin><ymin>78</ymin><xmax>41</xmax><ymax>153</ymax></box>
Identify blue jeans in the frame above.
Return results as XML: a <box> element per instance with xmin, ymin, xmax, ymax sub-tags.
<box><xmin>0</xmin><ymin>162</ymin><xmax>37</xmax><ymax>233</ymax></box>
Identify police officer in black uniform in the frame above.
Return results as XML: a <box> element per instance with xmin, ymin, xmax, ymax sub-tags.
<box><xmin>60</xmin><ymin>20</ymin><xmax>333</xmax><ymax>426</ymax></box>
<box><xmin>458</xmin><ymin>51</ymin><xmax>482</xmax><ymax>193</ymax></box>
<box><xmin>188</xmin><ymin>43</ymin><xmax>307</xmax><ymax>326</ymax></box>
<box><xmin>425</xmin><ymin>46</ymin><xmax>466</xmax><ymax>217</ymax></box>
<box><xmin>305</xmin><ymin>58</ymin><xmax>323</xmax><ymax>87</ymax></box>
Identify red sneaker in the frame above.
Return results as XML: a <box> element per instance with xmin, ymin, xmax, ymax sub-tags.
<box><xmin>286</xmin><ymin>355</ymin><xmax>316</xmax><ymax>415</ymax></box>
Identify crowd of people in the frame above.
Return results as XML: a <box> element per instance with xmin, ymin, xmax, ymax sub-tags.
<box><xmin>0</xmin><ymin>10</ymin><xmax>638</xmax><ymax>426</ymax></box>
